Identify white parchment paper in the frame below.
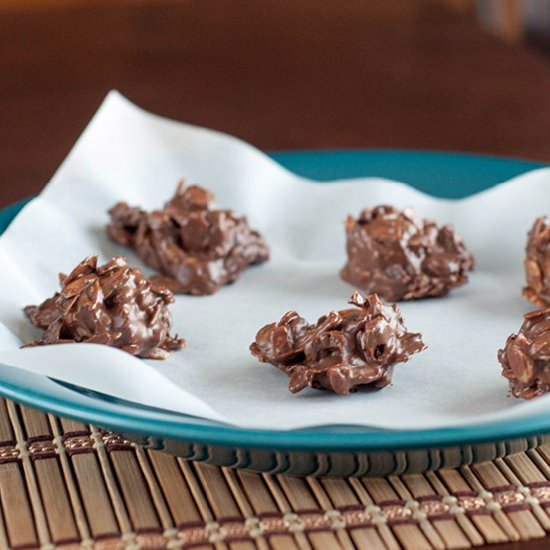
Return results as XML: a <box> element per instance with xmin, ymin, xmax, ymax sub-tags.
<box><xmin>1</xmin><ymin>91</ymin><xmax>550</xmax><ymax>430</ymax></box>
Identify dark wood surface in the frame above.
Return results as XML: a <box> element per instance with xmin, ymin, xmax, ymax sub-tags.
<box><xmin>2</xmin><ymin>0</ymin><xmax>550</xmax><ymax>210</ymax></box>
<box><xmin>2</xmin><ymin>2</ymin><xmax>550</xmax><ymax>547</ymax></box>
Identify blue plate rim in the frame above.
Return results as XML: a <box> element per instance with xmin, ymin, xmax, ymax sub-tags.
<box><xmin>1</xmin><ymin>148</ymin><xmax>548</xmax><ymax>451</ymax></box>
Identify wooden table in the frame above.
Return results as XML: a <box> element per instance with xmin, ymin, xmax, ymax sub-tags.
<box><xmin>3</xmin><ymin>0</ymin><xmax>550</xmax><ymax>210</ymax></box>
<box><xmin>2</xmin><ymin>1</ymin><xmax>550</xmax><ymax>548</ymax></box>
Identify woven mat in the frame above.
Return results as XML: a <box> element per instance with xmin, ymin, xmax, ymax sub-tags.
<box><xmin>1</xmin><ymin>400</ymin><xmax>550</xmax><ymax>549</ymax></box>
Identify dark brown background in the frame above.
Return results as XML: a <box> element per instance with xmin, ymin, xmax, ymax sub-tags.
<box><xmin>2</xmin><ymin>0</ymin><xmax>550</xmax><ymax>209</ymax></box>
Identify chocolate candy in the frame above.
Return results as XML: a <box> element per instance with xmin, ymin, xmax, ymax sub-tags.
<box><xmin>498</xmin><ymin>308</ymin><xmax>550</xmax><ymax>399</ymax></box>
<box><xmin>107</xmin><ymin>181</ymin><xmax>269</xmax><ymax>295</ymax></box>
<box><xmin>24</xmin><ymin>256</ymin><xmax>184</xmax><ymax>359</ymax></box>
<box><xmin>250</xmin><ymin>291</ymin><xmax>426</xmax><ymax>395</ymax></box>
<box><xmin>340</xmin><ymin>205</ymin><xmax>474</xmax><ymax>301</ymax></box>
<box><xmin>524</xmin><ymin>216</ymin><xmax>550</xmax><ymax>306</ymax></box>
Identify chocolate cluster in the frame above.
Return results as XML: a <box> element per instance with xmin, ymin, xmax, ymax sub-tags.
<box><xmin>340</xmin><ymin>205</ymin><xmax>474</xmax><ymax>301</ymax></box>
<box><xmin>250</xmin><ymin>291</ymin><xmax>425</xmax><ymax>395</ymax></box>
<box><xmin>24</xmin><ymin>256</ymin><xmax>184</xmax><ymax>359</ymax></box>
<box><xmin>107</xmin><ymin>181</ymin><xmax>269</xmax><ymax>295</ymax></box>
<box><xmin>498</xmin><ymin>308</ymin><xmax>550</xmax><ymax>399</ymax></box>
<box><xmin>524</xmin><ymin>216</ymin><xmax>550</xmax><ymax>306</ymax></box>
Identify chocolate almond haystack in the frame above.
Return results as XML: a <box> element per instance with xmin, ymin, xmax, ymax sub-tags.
<box><xmin>24</xmin><ymin>256</ymin><xmax>184</xmax><ymax>359</ymax></box>
<box><xmin>340</xmin><ymin>205</ymin><xmax>474</xmax><ymax>301</ymax></box>
<box><xmin>107</xmin><ymin>181</ymin><xmax>270</xmax><ymax>295</ymax></box>
<box><xmin>498</xmin><ymin>308</ymin><xmax>550</xmax><ymax>399</ymax></box>
<box><xmin>524</xmin><ymin>216</ymin><xmax>550</xmax><ymax>306</ymax></box>
<box><xmin>250</xmin><ymin>292</ymin><xmax>426</xmax><ymax>395</ymax></box>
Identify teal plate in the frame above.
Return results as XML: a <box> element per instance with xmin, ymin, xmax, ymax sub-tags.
<box><xmin>1</xmin><ymin>150</ymin><xmax>548</xmax><ymax>477</ymax></box>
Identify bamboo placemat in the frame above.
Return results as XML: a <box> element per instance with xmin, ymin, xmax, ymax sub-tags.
<box><xmin>1</xmin><ymin>399</ymin><xmax>550</xmax><ymax>548</ymax></box>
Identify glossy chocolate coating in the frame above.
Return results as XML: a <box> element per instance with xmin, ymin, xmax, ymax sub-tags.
<box><xmin>250</xmin><ymin>291</ymin><xmax>426</xmax><ymax>395</ymax></box>
<box><xmin>107</xmin><ymin>181</ymin><xmax>269</xmax><ymax>295</ymax></box>
<box><xmin>340</xmin><ymin>205</ymin><xmax>474</xmax><ymax>301</ymax></box>
<box><xmin>524</xmin><ymin>216</ymin><xmax>550</xmax><ymax>306</ymax></box>
<box><xmin>24</xmin><ymin>255</ymin><xmax>184</xmax><ymax>359</ymax></box>
<box><xmin>498</xmin><ymin>308</ymin><xmax>550</xmax><ymax>399</ymax></box>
